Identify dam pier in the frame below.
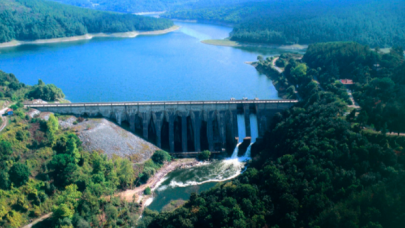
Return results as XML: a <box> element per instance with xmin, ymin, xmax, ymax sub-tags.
<box><xmin>26</xmin><ymin>99</ymin><xmax>297</xmax><ymax>153</ymax></box>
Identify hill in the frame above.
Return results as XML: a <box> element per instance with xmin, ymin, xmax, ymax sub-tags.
<box><xmin>163</xmin><ymin>0</ymin><xmax>405</xmax><ymax>48</ymax></box>
<box><xmin>49</xmin><ymin>0</ymin><xmax>262</xmax><ymax>13</ymax></box>
<box><xmin>143</xmin><ymin>43</ymin><xmax>405</xmax><ymax>228</ymax></box>
<box><xmin>0</xmin><ymin>0</ymin><xmax>173</xmax><ymax>43</ymax></box>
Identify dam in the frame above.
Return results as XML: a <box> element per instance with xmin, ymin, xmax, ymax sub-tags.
<box><xmin>25</xmin><ymin>99</ymin><xmax>297</xmax><ymax>152</ymax></box>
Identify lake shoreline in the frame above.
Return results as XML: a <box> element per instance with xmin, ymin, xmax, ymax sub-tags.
<box><xmin>202</xmin><ymin>39</ymin><xmax>308</xmax><ymax>50</ymax></box>
<box><xmin>0</xmin><ymin>25</ymin><xmax>180</xmax><ymax>48</ymax></box>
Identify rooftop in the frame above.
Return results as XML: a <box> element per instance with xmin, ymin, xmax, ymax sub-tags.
<box><xmin>340</xmin><ymin>79</ymin><xmax>354</xmax><ymax>85</ymax></box>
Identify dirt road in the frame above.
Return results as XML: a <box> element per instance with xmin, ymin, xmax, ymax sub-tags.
<box><xmin>21</xmin><ymin>213</ymin><xmax>52</xmax><ymax>228</ymax></box>
<box><xmin>272</xmin><ymin>57</ymin><xmax>284</xmax><ymax>73</ymax></box>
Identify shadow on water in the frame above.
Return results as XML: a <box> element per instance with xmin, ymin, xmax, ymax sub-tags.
<box><xmin>235</xmin><ymin>46</ymin><xmax>307</xmax><ymax>55</ymax></box>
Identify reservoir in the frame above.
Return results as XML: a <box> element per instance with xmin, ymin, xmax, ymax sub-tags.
<box><xmin>0</xmin><ymin>21</ymin><xmax>296</xmax><ymax>102</ymax></box>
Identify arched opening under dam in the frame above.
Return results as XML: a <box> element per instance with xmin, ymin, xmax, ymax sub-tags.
<box><xmin>187</xmin><ymin>116</ymin><xmax>195</xmax><ymax>152</ymax></box>
<box><xmin>135</xmin><ymin>114</ymin><xmax>143</xmax><ymax>137</ymax></box>
<box><xmin>148</xmin><ymin>118</ymin><xmax>157</xmax><ymax>145</ymax></box>
<box><xmin>174</xmin><ymin>116</ymin><xmax>183</xmax><ymax>152</ymax></box>
<box><xmin>161</xmin><ymin>118</ymin><xmax>170</xmax><ymax>152</ymax></box>
<box><xmin>200</xmin><ymin>120</ymin><xmax>209</xmax><ymax>151</ymax></box>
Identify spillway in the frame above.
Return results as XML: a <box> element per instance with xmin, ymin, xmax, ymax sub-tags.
<box><xmin>243</xmin><ymin>113</ymin><xmax>259</xmax><ymax>158</ymax></box>
<box><xmin>231</xmin><ymin>114</ymin><xmax>247</xmax><ymax>158</ymax></box>
<box><xmin>237</xmin><ymin>114</ymin><xmax>246</xmax><ymax>143</ymax></box>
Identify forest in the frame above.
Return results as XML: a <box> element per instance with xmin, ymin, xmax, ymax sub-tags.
<box><xmin>141</xmin><ymin>42</ymin><xmax>405</xmax><ymax>227</ymax></box>
<box><xmin>0</xmin><ymin>0</ymin><xmax>173</xmax><ymax>43</ymax></box>
<box><xmin>0</xmin><ymin>71</ymin><xmax>65</xmax><ymax>102</ymax></box>
<box><xmin>164</xmin><ymin>0</ymin><xmax>405</xmax><ymax>48</ymax></box>
<box><xmin>0</xmin><ymin>70</ymin><xmax>173</xmax><ymax>227</ymax></box>
<box><xmin>49</xmin><ymin>0</ymin><xmax>261</xmax><ymax>13</ymax></box>
<box><xmin>303</xmin><ymin>42</ymin><xmax>405</xmax><ymax>134</ymax></box>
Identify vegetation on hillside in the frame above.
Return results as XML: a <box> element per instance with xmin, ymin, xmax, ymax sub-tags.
<box><xmin>49</xmin><ymin>0</ymin><xmax>260</xmax><ymax>13</ymax></box>
<box><xmin>0</xmin><ymin>69</ymin><xmax>176</xmax><ymax>227</ymax></box>
<box><xmin>303</xmin><ymin>42</ymin><xmax>405</xmax><ymax>133</ymax></box>
<box><xmin>0</xmin><ymin>106</ymin><xmax>173</xmax><ymax>227</ymax></box>
<box><xmin>0</xmin><ymin>0</ymin><xmax>173</xmax><ymax>43</ymax></box>
<box><xmin>164</xmin><ymin>0</ymin><xmax>405</xmax><ymax>47</ymax></box>
<box><xmin>144</xmin><ymin>42</ymin><xmax>405</xmax><ymax>227</ymax></box>
<box><xmin>0</xmin><ymin>71</ymin><xmax>64</xmax><ymax>102</ymax></box>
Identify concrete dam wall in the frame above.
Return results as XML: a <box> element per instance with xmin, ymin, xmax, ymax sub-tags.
<box><xmin>26</xmin><ymin>100</ymin><xmax>297</xmax><ymax>152</ymax></box>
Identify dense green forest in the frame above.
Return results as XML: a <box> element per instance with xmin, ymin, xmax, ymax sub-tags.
<box><xmin>0</xmin><ymin>71</ymin><xmax>64</xmax><ymax>102</ymax></box>
<box><xmin>142</xmin><ymin>42</ymin><xmax>405</xmax><ymax>227</ymax></box>
<box><xmin>0</xmin><ymin>73</ymin><xmax>173</xmax><ymax>227</ymax></box>
<box><xmin>0</xmin><ymin>0</ymin><xmax>173</xmax><ymax>43</ymax></box>
<box><xmin>49</xmin><ymin>0</ymin><xmax>261</xmax><ymax>13</ymax></box>
<box><xmin>0</xmin><ymin>70</ymin><xmax>177</xmax><ymax>227</ymax></box>
<box><xmin>164</xmin><ymin>0</ymin><xmax>405</xmax><ymax>48</ymax></box>
<box><xmin>303</xmin><ymin>42</ymin><xmax>405</xmax><ymax>133</ymax></box>
<box><xmin>0</xmin><ymin>111</ymin><xmax>172</xmax><ymax>227</ymax></box>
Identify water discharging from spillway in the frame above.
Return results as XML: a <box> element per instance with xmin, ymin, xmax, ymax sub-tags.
<box><xmin>244</xmin><ymin>114</ymin><xmax>259</xmax><ymax>158</ymax></box>
<box><xmin>231</xmin><ymin>114</ymin><xmax>247</xmax><ymax>158</ymax></box>
<box><xmin>147</xmin><ymin>113</ymin><xmax>259</xmax><ymax>212</ymax></box>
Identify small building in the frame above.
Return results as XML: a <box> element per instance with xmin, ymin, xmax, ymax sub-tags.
<box><xmin>340</xmin><ymin>79</ymin><xmax>354</xmax><ymax>90</ymax></box>
<box><xmin>6</xmin><ymin>108</ymin><xmax>13</xmax><ymax>116</ymax></box>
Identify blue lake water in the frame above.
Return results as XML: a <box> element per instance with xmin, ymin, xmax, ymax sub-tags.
<box><xmin>0</xmin><ymin>22</ymin><xmax>298</xmax><ymax>102</ymax></box>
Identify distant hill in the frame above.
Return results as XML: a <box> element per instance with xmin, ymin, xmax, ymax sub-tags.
<box><xmin>0</xmin><ymin>0</ymin><xmax>173</xmax><ymax>43</ymax></box>
<box><xmin>164</xmin><ymin>0</ymin><xmax>405</xmax><ymax>48</ymax></box>
<box><xmin>49</xmin><ymin>0</ymin><xmax>262</xmax><ymax>13</ymax></box>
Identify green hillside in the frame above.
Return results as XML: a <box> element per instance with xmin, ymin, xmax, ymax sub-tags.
<box><xmin>49</xmin><ymin>0</ymin><xmax>261</xmax><ymax>13</ymax></box>
<box><xmin>0</xmin><ymin>0</ymin><xmax>173</xmax><ymax>43</ymax></box>
<box><xmin>164</xmin><ymin>0</ymin><xmax>405</xmax><ymax>48</ymax></box>
<box><xmin>143</xmin><ymin>43</ymin><xmax>405</xmax><ymax>228</ymax></box>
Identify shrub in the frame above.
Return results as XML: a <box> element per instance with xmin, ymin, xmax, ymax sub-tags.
<box><xmin>198</xmin><ymin>150</ymin><xmax>211</xmax><ymax>161</ymax></box>
<box><xmin>152</xmin><ymin>150</ymin><xmax>171</xmax><ymax>165</ymax></box>
<box><xmin>9</xmin><ymin>163</ymin><xmax>30</xmax><ymax>187</ymax></box>
<box><xmin>144</xmin><ymin>187</ymin><xmax>151</xmax><ymax>195</ymax></box>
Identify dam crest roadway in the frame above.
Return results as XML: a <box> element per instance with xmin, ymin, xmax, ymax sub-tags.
<box><xmin>26</xmin><ymin>99</ymin><xmax>297</xmax><ymax>153</ymax></box>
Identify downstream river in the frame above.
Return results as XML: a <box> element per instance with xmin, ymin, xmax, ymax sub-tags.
<box><xmin>0</xmin><ymin>22</ymin><xmax>297</xmax><ymax>102</ymax></box>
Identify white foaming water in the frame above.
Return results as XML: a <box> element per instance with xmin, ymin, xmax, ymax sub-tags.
<box><xmin>144</xmin><ymin>197</ymin><xmax>154</xmax><ymax>207</ymax></box>
<box><xmin>147</xmin><ymin>114</ymin><xmax>258</xmax><ymax>211</ymax></box>
<box><xmin>167</xmin><ymin>157</ymin><xmax>246</xmax><ymax>188</ymax></box>
<box><xmin>244</xmin><ymin>144</ymin><xmax>253</xmax><ymax>159</ymax></box>
<box><xmin>152</xmin><ymin>177</ymin><xmax>168</xmax><ymax>191</ymax></box>
<box><xmin>231</xmin><ymin>143</ymin><xmax>242</xmax><ymax>158</ymax></box>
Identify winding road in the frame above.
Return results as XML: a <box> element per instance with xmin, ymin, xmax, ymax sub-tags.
<box><xmin>272</xmin><ymin>57</ymin><xmax>284</xmax><ymax>73</ymax></box>
<box><xmin>0</xmin><ymin>106</ymin><xmax>10</xmax><ymax>132</ymax></box>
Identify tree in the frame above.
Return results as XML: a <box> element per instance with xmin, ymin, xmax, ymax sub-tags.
<box><xmin>47</xmin><ymin>114</ymin><xmax>59</xmax><ymax>132</ymax></box>
<box><xmin>9</xmin><ymin>163</ymin><xmax>30</xmax><ymax>187</ymax></box>
<box><xmin>38</xmin><ymin>79</ymin><xmax>45</xmax><ymax>86</ymax></box>
<box><xmin>152</xmin><ymin>150</ymin><xmax>170</xmax><ymax>165</ymax></box>
<box><xmin>144</xmin><ymin>187</ymin><xmax>152</xmax><ymax>195</ymax></box>
<box><xmin>198</xmin><ymin>150</ymin><xmax>211</xmax><ymax>161</ymax></box>
<box><xmin>53</xmin><ymin>204</ymin><xmax>74</xmax><ymax>221</ymax></box>
<box><xmin>0</xmin><ymin>170</ymin><xmax>10</xmax><ymax>189</ymax></box>
<box><xmin>115</xmin><ymin>158</ymin><xmax>135</xmax><ymax>189</ymax></box>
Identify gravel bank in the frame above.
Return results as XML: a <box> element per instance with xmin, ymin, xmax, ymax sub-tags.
<box><xmin>59</xmin><ymin>116</ymin><xmax>159</xmax><ymax>163</ymax></box>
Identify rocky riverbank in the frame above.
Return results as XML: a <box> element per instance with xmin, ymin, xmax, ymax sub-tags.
<box><xmin>114</xmin><ymin>158</ymin><xmax>198</xmax><ymax>203</ymax></box>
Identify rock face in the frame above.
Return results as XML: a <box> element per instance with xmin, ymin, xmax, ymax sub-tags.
<box><xmin>59</xmin><ymin>117</ymin><xmax>159</xmax><ymax>163</ymax></box>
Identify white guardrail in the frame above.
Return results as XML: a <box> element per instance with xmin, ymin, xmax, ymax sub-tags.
<box><xmin>25</xmin><ymin>99</ymin><xmax>299</xmax><ymax>108</ymax></box>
